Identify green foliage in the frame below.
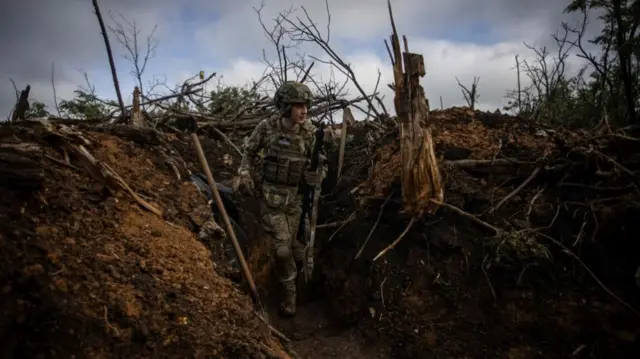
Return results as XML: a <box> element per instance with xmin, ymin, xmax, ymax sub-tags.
<box><xmin>208</xmin><ymin>86</ymin><xmax>261</xmax><ymax>115</ymax></box>
<box><xmin>506</xmin><ymin>0</ymin><xmax>640</xmax><ymax>127</ymax></box>
<box><xmin>25</xmin><ymin>101</ymin><xmax>51</xmax><ymax>118</ymax></box>
<box><xmin>58</xmin><ymin>90</ymin><xmax>113</xmax><ymax>119</ymax></box>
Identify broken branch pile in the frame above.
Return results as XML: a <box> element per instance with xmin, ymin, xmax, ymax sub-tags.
<box><xmin>335</xmin><ymin>106</ymin><xmax>640</xmax><ymax>274</ymax></box>
<box><xmin>312</xmin><ymin>106</ymin><xmax>640</xmax><ymax>357</ymax></box>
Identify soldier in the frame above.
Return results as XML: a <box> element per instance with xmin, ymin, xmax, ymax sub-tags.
<box><xmin>234</xmin><ymin>81</ymin><xmax>331</xmax><ymax>316</ymax></box>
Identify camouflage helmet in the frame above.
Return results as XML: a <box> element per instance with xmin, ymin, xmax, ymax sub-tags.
<box><xmin>274</xmin><ymin>81</ymin><xmax>312</xmax><ymax>110</ymax></box>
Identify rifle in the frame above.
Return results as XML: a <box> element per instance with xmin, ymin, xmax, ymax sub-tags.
<box><xmin>301</xmin><ymin>123</ymin><xmax>325</xmax><ymax>282</ymax></box>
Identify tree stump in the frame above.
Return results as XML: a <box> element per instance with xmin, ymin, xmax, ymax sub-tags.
<box><xmin>387</xmin><ymin>4</ymin><xmax>443</xmax><ymax>215</ymax></box>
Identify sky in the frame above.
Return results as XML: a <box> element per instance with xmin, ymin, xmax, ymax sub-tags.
<box><xmin>0</xmin><ymin>0</ymin><xmax>602</xmax><ymax>120</ymax></box>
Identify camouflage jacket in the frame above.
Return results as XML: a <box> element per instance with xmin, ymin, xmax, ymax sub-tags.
<box><xmin>238</xmin><ymin>115</ymin><xmax>334</xmax><ymax>208</ymax></box>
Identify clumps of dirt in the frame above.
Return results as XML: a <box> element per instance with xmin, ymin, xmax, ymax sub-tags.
<box><xmin>0</xmin><ymin>122</ymin><xmax>284</xmax><ymax>358</ymax></box>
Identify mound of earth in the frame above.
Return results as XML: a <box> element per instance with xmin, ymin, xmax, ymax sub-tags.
<box><xmin>2</xmin><ymin>106</ymin><xmax>639</xmax><ymax>359</ymax></box>
<box><xmin>0</xmin><ymin>120</ymin><xmax>289</xmax><ymax>359</ymax></box>
<box><xmin>310</xmin><ymin>107</ymin><xmax>640</xmax><ymax>358</ymax></box>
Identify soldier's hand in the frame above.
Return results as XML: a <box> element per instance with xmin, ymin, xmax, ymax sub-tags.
<box><xmin>232</xmin><ymin>175</ymin><xmax>254</xmax><ymax>196</ymax></box>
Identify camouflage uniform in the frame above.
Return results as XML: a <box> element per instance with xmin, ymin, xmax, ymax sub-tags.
<box><xmin>237</xmin><ymin>81</ymin><xmax>330</xmax><ymax>316</ymax></box>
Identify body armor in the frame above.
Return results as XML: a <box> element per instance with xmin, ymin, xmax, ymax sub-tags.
<box><xmin>262</xmin><ymin>131</ymin><xmax>307</xmax><ymax>187</ymax></box>
<box><xmin>260</xmin><ymin>123</ymin><xmax>310</xmax><ymax>208</ymax></box>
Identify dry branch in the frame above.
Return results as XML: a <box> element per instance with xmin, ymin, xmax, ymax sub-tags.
<box><xmin>373</xmin><ymin>216</ymin><xmax>417</xmax><ymax>261</ymax></box>
<box><xmin>92</xmin><ymin>0</ymin><xmax>126</xmax><ymax>120</ymax></box>
<box><xmin>337</xmin><ymin>107</ymin><xmax>351</xmax><ymax>179</ymax></box>
<box><xmin>70</xmin><ymin>144</ymin><xmax>163</xmax><ymax>216</ymax></box>
<box><xmin>355</xmin><ymin>191</ymin><xmax>394</xmax><ymax>259</ymax></box>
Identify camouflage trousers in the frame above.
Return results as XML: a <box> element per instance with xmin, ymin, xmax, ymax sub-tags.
<box><xmin>260</xmin><ymin>200</ymin><xmax>305</xmax><ymax>292</ymax></box>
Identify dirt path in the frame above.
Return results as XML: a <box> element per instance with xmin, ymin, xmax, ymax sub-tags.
<box><xmin>268</xmin><ymin>300</ymin><xmax>388</xmax><ymax>359</ymax></box>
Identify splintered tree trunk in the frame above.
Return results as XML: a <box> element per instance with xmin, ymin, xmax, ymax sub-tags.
<box><xmin>131</xmin><ymin>86</ymin><xmax>144</xmax><ymax>127</ymax></box>
<box><xmin>387</xmin><ymin>1</ymin><xmax>443</xmax><ymax>215</ymax></box>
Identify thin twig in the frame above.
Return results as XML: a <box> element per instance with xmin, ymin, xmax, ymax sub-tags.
<box><xmin>355</xmin><ymin>191</ymin><xmax>394</xmax><ymax>259</ymax></box>
<box><xmin>373</xmin><ymin>216</ymin><xmax>417</xmax><ymax>261</ymax></box>
<box><xmin>526</xmin><ymin>186</ymin><xmax>546</xmax><ymax>226</ymax></box>
<box><xmin>491</xmin><ymin>166</ymin><xmax>542</xmax><ymax>213</ymax></box>
<box><xmin>317</xmin><ymin>211</ymin><xmax>356</xmax><ymax>229</ymax></box>
<box><xmin>44</xmin><ymin>154</ymin><xmax>79</xmax><ymax>171</ymax></box>
<box><xmin>429</xmin><ymin>199</ymin><xmax>502</xmax><ymax>234</ymax></box>
<box><xmin>103</xmin><ymin>305</ymin><xmax>120</xmax><ymax>336</ymax></box>
<box><xmin>536</xmin><ymin>232</ymin><xmax>640</xmax><ymax>318</ymax></box>
<box><xmin>327</xmin><ymin>211</ymin><xmax>357</xmax><ymax>242</ymax></box>
<box><xmin>51</xmin><ymin>63</ymin><xmax>61</xmax><ymax>117</ymax></box>
<box><xmin>481</xmin><ymin>254</ymin><xmax>497</xmax><ymax>306</ymax></box>
<box><xmin>253</xmin><ymin>311</ymin><xmax>290</xmax><ymax>343</ymax></box>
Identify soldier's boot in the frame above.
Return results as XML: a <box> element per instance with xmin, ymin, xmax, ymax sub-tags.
<box><xmin>279</xmin><ymin>283</ymin><xmax>297</xmax><ymax>317</ymax></box>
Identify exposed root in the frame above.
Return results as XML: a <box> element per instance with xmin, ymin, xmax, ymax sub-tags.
<box><xmin>355</xmin><ymin>191</ymin><xmax>394</xmax><ymax>259</ymax></box>
<box><xmin>429</xmin><ymin>199</ymin><xmax>502</xmax><ymax>234</ymax></box>
<box><xmin>491</xmin><ymin>165</ymin><xmax>542</xmax><ymax>213</ymax></box>
<box><xmin>536</xmin><ymin>232</ymin><xmax>640</xmax><ymax>318</ymax></box>
<box><xmin>373</xmin><ymin>216</ymin><xmax>417</xmax><ymax>261</ymax></box>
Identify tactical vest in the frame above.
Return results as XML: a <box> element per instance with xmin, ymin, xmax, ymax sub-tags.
<box><xmin>262</xmin><ymin>131</ymin><xmax>308</xmax><ymax>186</ymax></box>
<box><xmin>260</xmin><ymin>123</ymin><xmax>310</xmax><ymax>208</ymax></box>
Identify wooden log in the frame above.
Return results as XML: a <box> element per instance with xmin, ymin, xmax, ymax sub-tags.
<box><xmin>0</xmin><ymin>142</ymin><xmax>44</xmax><ymax>190</ymax></box>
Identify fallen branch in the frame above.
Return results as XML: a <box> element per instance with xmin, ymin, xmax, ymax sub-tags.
<box><xmin>429</xmin><ymin>199</ymin><xmax>502</xmax><ymax>234</ymax></box>
<box><xmin>443</xmin><ymin>158</ymin><xmax>534</xmax><ymax>167</ymax></box>
<box><xmin>490</xmin><ymin>166</ymin><xmax>543</xmax><ymax>213</ymax></box>
<box><xmin>44</xmin><ymin>154</ymin><xmax>80</xmax><ymax>171</ymax></box>
<box><xmin>0</xmin><ymin>142</ymin><xmax>44</xmax><ymax>189</ymax></box>
<box><xmin>72</xmin><ymin>144</ymin><xmax>163</xmax><ymax>216</ymax></box>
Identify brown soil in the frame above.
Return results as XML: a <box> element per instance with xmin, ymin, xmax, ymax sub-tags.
<box><xmin>0</xmin><ymin>124</ymin><xmax>284</xmax><ymax>358</ymax></box>
<box><xmin>2</xmin><ymin>108</ymin><xmax>640</xmax><ymax>359</ymax></box>
<box><xmin>302</xmin><ymin>107</ymin><xmax>640</xmax><ymax>358</ymax></box>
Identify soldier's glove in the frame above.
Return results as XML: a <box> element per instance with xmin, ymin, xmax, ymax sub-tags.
<box><xmin>232</xmin><ymin>173</ymin><xmax>254</xmax><ymax>196</ymax></box>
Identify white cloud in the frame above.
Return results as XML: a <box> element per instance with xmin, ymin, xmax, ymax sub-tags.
<box><xmin>212</xmin><ymin>36</ymin><xmax>588</xmax><ymax>121</ymax></box>
<box><xmin>0</xmin><ymin>0</ymin><xmax>600</xmax><ymax>118</ymax></box>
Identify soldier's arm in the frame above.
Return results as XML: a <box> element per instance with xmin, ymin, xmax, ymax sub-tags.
<box><xmin>238</xmin><ymin>120</ymin><xmax>267</xmax><ymax>177</ymax></box>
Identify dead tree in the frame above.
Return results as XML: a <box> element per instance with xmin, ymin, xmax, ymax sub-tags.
<box><xmin>254</xmin><ymin>2</ymin><xmax>301</xmax><ymax>88</ymax></box>
<box><xmin>91</xmin><ymin>0</ymin><xmax>125</xmax><ymax>121</ymax></box>
<box><xmin>385</xmin><ymin>0</ymin><xmax>443</xmax><ymax>215</ymax></box>
<box><xmin>456</xmin><ymin>76</ymin><xmax>480</xmax><ymax>109</ymax></box>
<box><xmin>108</xmin><ymin>11</ymin><xmax>159</xmax><ymax>101</ymax></box>
<box><xmin>278</xmin><ymin>0</ymin><xmax>385</xmax><ymax>118</ymax></box>
<box><xmin>254</xmin><ymin>2</ymin><xmax>356</xmax><ymax>123</ymax></box>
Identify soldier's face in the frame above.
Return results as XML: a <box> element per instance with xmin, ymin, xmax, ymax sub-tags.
<box><xmin>290</xmin><ymin>103</ymin><xmax>308</xmax><ymax>124</ymax></box>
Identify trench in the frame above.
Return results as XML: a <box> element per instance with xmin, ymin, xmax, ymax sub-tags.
<box><xmin>212</xmin><ymin>159</ymin><xmax>640</xmax><ymax>359</ymax></box>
